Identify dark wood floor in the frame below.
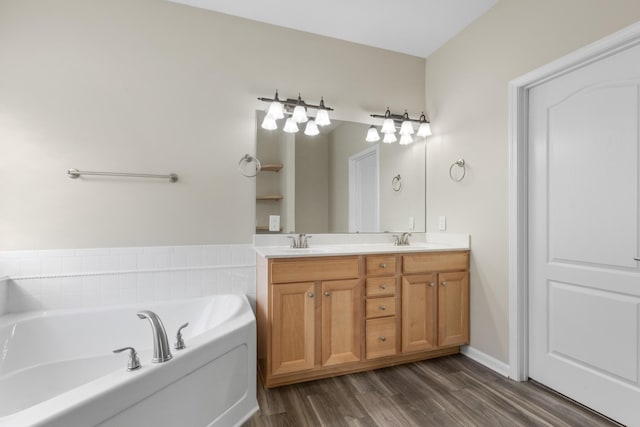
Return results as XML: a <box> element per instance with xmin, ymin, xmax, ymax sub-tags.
<box><xmin>244</xmin><ymin>354</ymin><xmax>618</xmax><ymax>427</ymax></box>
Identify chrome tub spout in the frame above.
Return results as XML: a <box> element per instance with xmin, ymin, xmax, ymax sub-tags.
<box><xmin>137</xmin><ymin>310</ymin><xmax>172</xmax><ymax>363</ymax></box>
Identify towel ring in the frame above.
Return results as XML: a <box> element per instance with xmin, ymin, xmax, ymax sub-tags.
<box><xmin>449</xmin><ymin>159</ymin><xmax>466</xmax><ymax>182</ymax></box>
<box><xmin>392</xmin><ymin>174</ymin><xmax>402</xmax><ymax>192</ymax></box>
<box><xmin>238</xmin><ymin>154</ymin><xmax>261</xmax><ymax>177</ymax></box>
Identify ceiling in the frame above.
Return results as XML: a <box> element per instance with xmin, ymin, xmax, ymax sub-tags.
<box><xmin>168</xmin><ymin>0</ymin><xmax>497</xmax><ymax>58</ymax></box>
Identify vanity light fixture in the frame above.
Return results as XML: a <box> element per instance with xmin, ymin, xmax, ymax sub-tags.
<box><xmin>258</xmin><ymin>90</ymin><xmax>333</xmax><ymax>135</ymax></box>
<box><xmin>366</xmin><ymin>125</ymin><xmax>380</xmax><ymax>142</ymax></box>
<box><xmin>368</xmin><ymin>109</ymin><xmax>431</xmax><ymax>144</ymax></box>
<box><xmin>283</xmin><ymin>117</ymin><xmax>299</xmax><ymax>133</ymax></box>
<box><xmin>399</xmin><ymin>111</ymin><xmax>415</xmax><ymax>136</ymax></box>
<box><xmin>383</xmin><ymin>132</ymin><xmax>397</xmax><ymax>144</ymax></box>
<box><xmin>292</xmin><ymin>94</ymin><xmax>308</xmax><ymax>123</ymax></box>
<box><xmin>304</xmin><ymin>119</ymin><xmax>320</xmax><ymax>136</ymax></box>
<box><xmin>417</xmin><ymin>113</ymin><xmax>432</xmax><ymax>137</ymax></box>
<box><xmin>399</xmin><ymin>134</ymin><xmax>413</xmax><ymax>145</ymax></box>
<box><xmin>315</xmin><ymin>98</ymin><xmax>331</xmax><ymax>126</ymax></box>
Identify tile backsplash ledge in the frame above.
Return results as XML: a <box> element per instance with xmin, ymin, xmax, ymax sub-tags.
<box><xmin>0</xmin><ymin>244</ymin><xmax>256</xmax><ymax>315</ymax></box>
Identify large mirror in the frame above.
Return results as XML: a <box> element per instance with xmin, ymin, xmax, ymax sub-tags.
<box><xmin>255</xmin><ymin>111</ymin><xmax>425</xmax><ymax>234</ymax></box>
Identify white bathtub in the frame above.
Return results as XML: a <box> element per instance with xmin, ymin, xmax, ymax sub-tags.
<box><xmin>0</xmin><ymin>295</ymin><xmax>258</xmax><ymax>426</ymax></box>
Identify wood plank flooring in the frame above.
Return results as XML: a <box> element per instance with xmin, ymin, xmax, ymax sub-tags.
<box><xmin>244</xmin><ymin>354</ymin><xmax>618</xmax><ymax>427</ymax></box>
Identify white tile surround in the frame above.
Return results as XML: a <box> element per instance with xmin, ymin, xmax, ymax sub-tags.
<box><xmin>0</xmin><ymin>244</ymin><xmax>256</xmax><ymax>315</ymax></box>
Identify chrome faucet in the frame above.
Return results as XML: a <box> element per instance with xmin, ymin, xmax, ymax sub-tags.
<box><xmin>393</xmin><ymin>232</ymin><xmax>412</xmax><ymax>246</ymax></box>
<box><xmin>137</xmin><ymin>310</ymin><xmax>172</xmax><ymax>363</ymax></box>
<box><xmin>401</xmin><ymin>232</ymin><xmax>412</xmax><ymax>246</ymax></box>
<box><xmin>288</xmin><ymin>233</ymin><xmax>311</xmax><ymax>248</ymax></box>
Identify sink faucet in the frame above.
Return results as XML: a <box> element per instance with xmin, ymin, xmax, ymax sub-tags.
<box><xmin>137</xmin><ymin>310</ymin><xmax>172</xmax><ymax>363</ymax></box>
<box><xmin>401</xmin><ymin>232</ymin><xmax>412</xmax><ymax>246</ymax></box>
<box><xmin>288</xmin><ymin>233</ymin><xmax>312</xmax><ymax>248</ymax></box>
<box><xmin>393</xmin><ymin>232</ymin><xmax>412</xmax><ymax>246</ymax></box>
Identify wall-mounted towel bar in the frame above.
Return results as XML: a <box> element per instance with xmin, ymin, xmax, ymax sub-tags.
<box><xmin>67</xmin><ymin>169</ymin><xmax>178</xmax><ymax>182</ymax></box>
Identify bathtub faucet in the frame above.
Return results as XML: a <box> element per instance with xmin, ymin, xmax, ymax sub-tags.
<box><xmin>137</xmin><ymin>310</ymin><xmax>172</xmax><ymax>363</ymax></box>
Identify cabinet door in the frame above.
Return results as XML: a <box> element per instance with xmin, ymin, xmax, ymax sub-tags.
<box><xmin>272</xmin><ymin>282</ymin><xmax>316</xmax><ymax>375</ymax></box>
<box><xmin>321</xmin><ymin>279</ymin><xmax>362</xmax><ymax>367</ymax></box>
<box><xmin>438</xmin><ymin>271</ymin><xmax>469</xmax><ymax>347</ymax></box>
<box><xmin>401</xmin><ymin>274</ymin><xmax>437</xmax><ymax>353</ymax></box>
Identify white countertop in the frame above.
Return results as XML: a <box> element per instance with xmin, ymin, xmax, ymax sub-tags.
<box><xmin>254</xmin><ymin>233</ymin><xmax>470</xmax><ymax>258</ymax></box>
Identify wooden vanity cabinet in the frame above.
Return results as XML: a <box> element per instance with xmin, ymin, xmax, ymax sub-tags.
<box><xmin>256</xmin><ymin>250</ymin><xmax>469</xmax><ymax>388</ymax></box>
<box><xmin>401</xmin><ymin>252</ymin><xmax>470</xmax><ymax>352</ymax></box>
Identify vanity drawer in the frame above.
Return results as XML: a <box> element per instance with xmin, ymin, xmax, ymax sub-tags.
<box><xmin>366</xmin><ymin>277</ymin><xmax>396</xmax><ymax>297</ymax></box>
<box><xmin>366</xmin><ymin>297</ymin><xmax>396</xmax><ymax>318</ymax></box>
<box><xmin>403</xmin><ymin>252</ymin><xmax>468</xmax><ymax>274</ymax></box>
<box><xmin>271</xmin><ymin>257</ymin><xmax>360</xmax><ymax>283</ymax></box>
<box><xmin>366</xmin><ymin>255</ymin><xmax>397</xmax><ymax>276</ymax></box>
<box><xmin>366</xmin><ymin>317</ymin><xmax>397</xmax><ymax>359</ymax></box>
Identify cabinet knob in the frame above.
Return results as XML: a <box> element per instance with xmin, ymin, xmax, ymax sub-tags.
<box><xmin>380</xmin><ymin>284</ymin><xmax>387</xmax><ymax>290</ymax></box>
<box><xmin>380</xmin><ymin>336</ymin><xmax>386</xmax><ymax>342</ymax></box>
<box><xmin>308</xmin><ymin>292</ymin><xmax>315</xmax><ymax>298</ymax></box>
<box><xmin>429</xmin><ymin>282</ymin><xmax>435</xmax><ymax>287</ymax></box>
<box><xmin>380</xmin><ymin>304</ymin><xmax>387</xmax><ymax>310</ymax></box>
<box><xmin>324</xmin><ymin>291</ymin><xmax>331</xmax><ymax>297</ymax></box>
<box><xmin>441</xmin><ymin>282</ymin><xmax>447</xmax><ymax>286</ymax></box>
<box><xmin>380</xmin><ymin>263</ymin><xmax>387</xmax><ymax>268</ymax></box>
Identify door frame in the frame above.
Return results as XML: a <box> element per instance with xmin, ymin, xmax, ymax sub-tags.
<box><xmin>508</xmin><ymin>22</ymin><xmax>640</xmax><ymax>381</ymax></box>
<box><xmin>348</xmin><ymin>145</ymin><xmax>380</xmax><ymax>232</ymax></box>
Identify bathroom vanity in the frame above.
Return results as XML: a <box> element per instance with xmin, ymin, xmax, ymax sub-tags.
<box><xmin>255</xmin><ymin>239</ymin><xmax>469</xmax><ymax>388</ymax></box>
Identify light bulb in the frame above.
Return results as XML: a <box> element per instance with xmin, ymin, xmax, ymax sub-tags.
<box><xmin>283</xmin><ymin>117</ymin><xmax>299</xmax><ymax>133</ymax></box>
<box><xmin>366</xmin><ymin>126</ymin><xmax>380</xmax><ymax>142</ymax></box>
<box><xmin>399</xmin><ymin>120</ymin><xmax>414</xmax><ymax>135</ymax></box>
<box><xmin>304</xmin><ymin>120</ymin><xmax>319</xmax><ymax>136</ymax></box>
<box><xmin>399</xmin><ymin>134</ymin><xmax>413</xmax><ymax>145</ymax></box>
<box><xmin>261</xmin><ymin>115</ymin><xmax>278</xmax><ymax>130</ymax></box>
<box><xmin>315</xmin><ymin>108</ymin><xmax>331</xmax><ymax>126</ymax></box>
<box><xmin>383</xmin><ymin>132</ymin><xmax>397</xmax><ymax>143</ymax></box>
<box><xmin>417</xmin><ymin>122</ymin><xmax>432</xmax><ymax>137</ymax></box>
<box><xmin>292</xmin><ymin>105</ymin><xmax>308</xmax><ymax>123</ymax></box>
<box><xmin>381</xmin><ymin>118</ymin><xmax>395</xmax><ymax>134</ymax></box>
<box><xmin>267</xmin><ymin>100</ymin><xmax>284</xmax><ymax>120</ymax></box>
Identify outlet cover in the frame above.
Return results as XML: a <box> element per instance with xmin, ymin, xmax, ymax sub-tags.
<box><xmin>438</xmin><ymin>216</ymin><xmax>446</xmax><ymax>231</ymax></box>
<box><xmin>269</xmin><ymin>215</ymin><xmax>280</xmax><ymax>232</ymax></box>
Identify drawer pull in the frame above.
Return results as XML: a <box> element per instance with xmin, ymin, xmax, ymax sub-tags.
<box><xmin>429</xmin><ymin>282</ymin><xmax>435</xmax><ymax>287</ymax></box>
<box><xmin>308</xmin><ymin>292</ymin><xmax>315</xmax><ymax>298</ymax></box>
<box><xmin>380</xmin><ymin>263</ymin><xmax>387</xmax><ymax>269</ymax></box>
<box><xmin>380</xmin><ymin>304</ymin><xmax>387</xmax><ymax>310</ymax></box>
<box><xmin>441</xmin><ymin>282</ymin><xmax>447</xmax><ymax>286</ymax></box>
<box><xmin>324</xmin><ymin>291</ymin><xmax>331</xmax><ymax>297</ymax></box>
<box><xmin>380</xmin><ymin>284</ymin><xmax>387</xmax><ymax>290</ymax></box>
<box><xmin>380</xmin><ymin>336</ymin><xmax>387</xmax><ymax>342</ymax></box>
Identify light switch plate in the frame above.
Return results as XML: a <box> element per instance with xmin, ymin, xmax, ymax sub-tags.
<box><xmin>408</xmin><ymin>216</ymin><xmax>415</xmax><ymax>230</ymax></box>
<box><xmin>438</xmin><ymin>215</ymin><xmax>446</xmax><ymax>231</ymax></box>
<box><xmin>269</xmin><ymin>215</ymin><xmax>280</xmax><ymax>232</ymax></box>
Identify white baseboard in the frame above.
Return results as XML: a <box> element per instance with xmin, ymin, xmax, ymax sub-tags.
<box><xmin>460</xmin><ymin>345</ymin><xmax>510</xmax><ymax>378</ymax></box>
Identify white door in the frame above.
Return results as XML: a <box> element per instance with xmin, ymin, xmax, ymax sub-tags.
<box><xmin>528</xmin><ymin>42</ymin><xmax>640</xmax><ymax>426</ymax></box>
<box><xmin>349</xmin><ymin>146</ymin><xmax>379</xmax><ymax>232</ymax></box>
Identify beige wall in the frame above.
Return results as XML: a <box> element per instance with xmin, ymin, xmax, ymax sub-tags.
<box><xmin>425</xmin><ymin>0</ymin><xmax>640</xmax><ymax>363</ymax></box>
<box><xmin>0</xmin><ymin>0</ymin><xmax>424</xmax><ymax>250</ymax></box>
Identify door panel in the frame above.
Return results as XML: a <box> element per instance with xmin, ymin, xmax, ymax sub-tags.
<box><xmin>401</xmin><ymin>274</ymin><xmax>437</xmax><ymax>353</ymax></box>
<box><xmin>271</xmin><ymin>282</ymin><xmax>315</xmax><ymax>375</ymax></box>
<box><xmin>321</xmin><ymin>279</ymin><xmax>362</xmax><ymax>367</ymax></box>
<box><xmin>528</xmin><ymin>42</ymin><xmax>640</xmax><ymax>426</ymax></box>
<box><xmin>548</xmin><ymin>281</ymin><xmax>639</xmax><ymax>383</ymax></box>
<box><xmin>438</xmin><ymin>271</ymin><xmax>469</xmax><ymax>347</ymax></box>
<box><xmin>548</xmin><ymin>81</ymin><xmax>638</xmax><ymax>269</ymax></box>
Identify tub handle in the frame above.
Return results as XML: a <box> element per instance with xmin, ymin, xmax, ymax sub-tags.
<box><xmin>113</xmin><ymin>346</ymin><xmax>141</xmax><ymax>371</ymax></box>
<box><xmin>174</xmin><ymin>322</ymin><xmax>189</xmax><ymax>350</ymax></box>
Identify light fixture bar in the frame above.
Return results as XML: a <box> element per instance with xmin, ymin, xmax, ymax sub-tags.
<box><xmin>257</xmin><ymin>96</ymin><xmax>334</xmax><ymax>112</ymax></box>
<box><xmin>370</xmin><ymin>111</ymin><xmax>428</xmax><ymax>124</ymax></box>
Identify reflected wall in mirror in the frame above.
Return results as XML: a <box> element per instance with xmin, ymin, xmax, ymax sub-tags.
<box><xmin>255</xmin><ymin>111</ymin><xmax>425</xmax><ymax>234</ymax></box>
